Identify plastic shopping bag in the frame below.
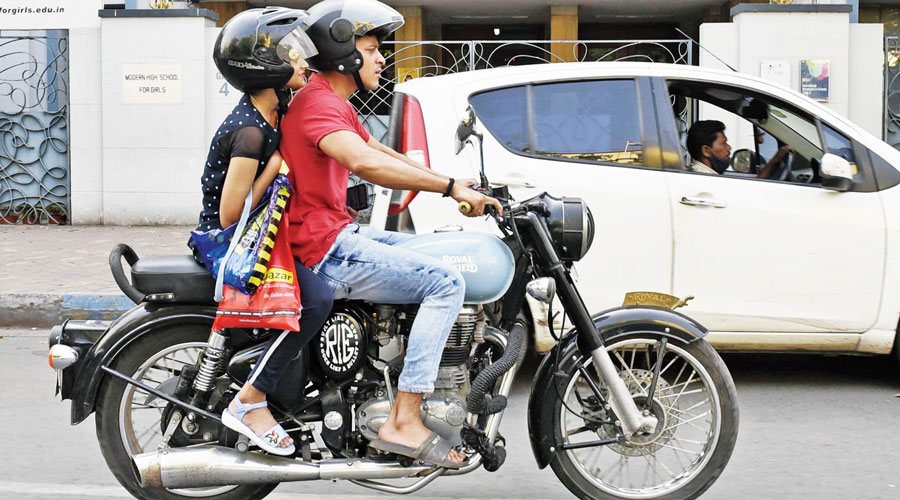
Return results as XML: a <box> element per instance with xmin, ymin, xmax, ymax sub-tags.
<box><xmin>212</xmin><ymin>215</ymin><xmax>301</xmax><ymax>331</ymax></box>
<box><xmin>190</xmin><ymin>163</ymin><xmax>292</xmax><ymax>298</ymax></box>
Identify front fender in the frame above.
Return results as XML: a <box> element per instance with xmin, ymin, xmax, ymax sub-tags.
<box><xmin>68</xmin><ymin>304</ymin><xmax>216</xmax><ymax>424</ymax></box>
<box><xmin>527</xmin><ymin>306</ymin><xmax>708</xmax><ymax>469</ymax></box>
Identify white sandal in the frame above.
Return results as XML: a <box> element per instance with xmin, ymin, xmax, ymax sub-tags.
<box><xmin>221</xmin><ymin>395</ymin><xmax>295</xmax><ymax>456</ymax></box>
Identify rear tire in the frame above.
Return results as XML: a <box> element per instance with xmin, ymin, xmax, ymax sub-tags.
<box><xmin>95</xmin><ymin>324</ymin><xmax>278</xmax><ymax>500</ymax></box>
<box><xmin>545</xmin><ymin>333</ymin><xmax>738</xmax><ymax>500</ymax></box>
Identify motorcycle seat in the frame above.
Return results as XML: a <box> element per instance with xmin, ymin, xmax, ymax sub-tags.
<box><xmin>131</xmin><ymin>255</ymin><xmax>216</xmax><ymax>305</ymax></box>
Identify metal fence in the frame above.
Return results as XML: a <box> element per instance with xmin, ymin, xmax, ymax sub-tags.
<box><xmin>351</xmin><ymin>39</ymin><xmax>693</xmax><ymax>143</ymax></box>
<box><xmin>0</xmin><ymin>30</ymin><xmax>70</xmax><ymax>224</ymax></box>
<box><xmin>885</xmin><ymin>36</ymin><xmax>900</xmax><ymax>151</ymax></box>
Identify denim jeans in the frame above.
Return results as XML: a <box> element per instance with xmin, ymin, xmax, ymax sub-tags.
<box><xmin>311</xmin><ymin>224</ymin><xmax>465</xmax><ymax>393</ymax></box>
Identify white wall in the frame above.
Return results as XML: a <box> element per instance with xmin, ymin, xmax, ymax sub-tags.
<box><xmin>699</xmin><ymin>10</ymin><xmax>883</xmax><ymax>144</ymax></box>
<box><xmin>99</xmin><ymin>15</ymin><xmax>216</xmax><ymax>225</ymax></box>
<box><xmin>849</xmin><ymin>23</ymin><xmax>885</xmax><ymax>136</ymax></box>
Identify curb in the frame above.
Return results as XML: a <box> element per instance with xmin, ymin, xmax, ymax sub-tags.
<box><xmin>0</xmin><ymin>293</ymin><xmax>134</xmax><ymax>328</ymax></box>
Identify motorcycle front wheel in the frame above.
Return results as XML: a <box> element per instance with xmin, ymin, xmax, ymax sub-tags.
<box><xmin>545</xmin><ymin>333</ymin><xmax>738</xmax><ymax>500</ymax></box>
<box><xmin>95</xmin><ymin>324</ymin><xmax>277</xmax><ymax>500</ymax></box>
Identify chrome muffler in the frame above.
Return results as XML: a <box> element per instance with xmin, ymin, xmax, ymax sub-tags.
<box><xmin>132</xmin><ymin>446</ymin><xmax>433</xmax><ymax>489</ymax></box>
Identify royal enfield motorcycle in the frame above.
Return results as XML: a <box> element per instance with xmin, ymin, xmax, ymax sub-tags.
<box><xmin>48</xmin><ymin>108</ymin><xmax>738</xmax><ymax>500</ymax></box>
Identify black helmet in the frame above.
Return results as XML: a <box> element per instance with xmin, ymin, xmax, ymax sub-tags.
<box><xmin>213</xmin><ymin>7</ymin><xmax>318</xmax><ymax>93</ymax></box>
<box><xmin>303</xmin><ymin>0</ymin><xmax>403</xmax><ymax>80</ymax></box>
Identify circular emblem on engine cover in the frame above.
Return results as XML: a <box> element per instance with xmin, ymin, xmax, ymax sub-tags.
<box><xmin>315</xmin><ymin>311</ymin><xmax>366</xmax><ymax>380</ymax></box>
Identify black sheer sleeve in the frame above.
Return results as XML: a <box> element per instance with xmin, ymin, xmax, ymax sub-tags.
<box><xmin>228</xmin><ymin>126</ymin><xmax>266</xmax><ymax>160</ymax></box>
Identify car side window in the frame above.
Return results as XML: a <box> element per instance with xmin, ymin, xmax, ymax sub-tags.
<box><xmin>821</xmin><ymin>124</ymin><xmax>857</xmax><ymax>166</ymax></box>
<box><xmin>469</xmin><ymin>79</ymin><xmax>644</xmax><ymax>166</ymax></box>
<box><xmin>468</xmin><ymin>86</ymin><xmax>529</xmax><ymax>152</ymax></box>
<box><xmin>531</xmin><ymin>80</ymin><xmax>643</xmax><ymax>165</ymax></box>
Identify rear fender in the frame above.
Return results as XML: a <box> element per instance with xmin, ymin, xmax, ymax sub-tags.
<box><xmin>67</xmin><ymin>304</ymin><xmax>216</xmax><ymax>424</ymax></box>
<box><xmin>527</xmin><ymin>306</ymin><xmax>708</xmax><ymax>469</ymax></box>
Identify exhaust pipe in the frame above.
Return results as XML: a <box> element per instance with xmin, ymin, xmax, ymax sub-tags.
<box><xmin>133</xmin><ymin>446</ymin><xmax>433</xmax><ymax>489</ymax></box>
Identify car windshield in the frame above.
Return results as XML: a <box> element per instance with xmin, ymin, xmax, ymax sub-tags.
<box><xmin>766</xmin><ymin>103</ymin><xmax>822</xmax><ymax>151</ymax></box>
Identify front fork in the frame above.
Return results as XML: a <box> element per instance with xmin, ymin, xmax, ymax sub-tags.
<box><xmin>524</xmin><ymin>213</ymin><xmax>657</xmax><ymax>437</ymax></box>
<box><xmin>590</xmin><ymin>347</ymin><xmax>657</xmax><ymax>436</ymax></box>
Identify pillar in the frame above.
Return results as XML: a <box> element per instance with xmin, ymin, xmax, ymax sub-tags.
<box><xmin>550</xmin><ymin>5</ymin><xmax>578</xmax><ymax>63</ymax></box>
<box><xmin>394</xmin><ymin>6</ymin><xmax>424</xmax><ymax>82</ymax></box>
<box><xmin>197</xmin><ymin>1</ymin><xmax>250</xmax><ymax>27</ymax></box>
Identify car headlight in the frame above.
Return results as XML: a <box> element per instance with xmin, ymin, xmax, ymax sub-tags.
<box><xmin>541</xmin><ymin>194</ymin><xmax>594</xmax><ymax>262</ymax></box>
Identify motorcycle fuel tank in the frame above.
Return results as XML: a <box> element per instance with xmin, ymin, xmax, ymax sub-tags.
<box><xmin>396</xmin><ymin>230</ymin><xmax>514</xmax><ymax>304</ymax></box>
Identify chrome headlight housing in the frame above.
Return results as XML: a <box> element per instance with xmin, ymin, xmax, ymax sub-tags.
<box><xmin>541</xmin><ymin>194</ymin><xmax>595</xmax><ymax>262</ymax></box>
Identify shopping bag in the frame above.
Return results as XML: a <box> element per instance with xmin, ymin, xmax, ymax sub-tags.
<box><xmin>190</xmin><ymin>163</ymin><xmax>292</xmax><ymax>299</ymax></box>
<box><xmin>212</xmin><ymin>215</ymin><xmax>301</xmax><ymax>331</ymax></box>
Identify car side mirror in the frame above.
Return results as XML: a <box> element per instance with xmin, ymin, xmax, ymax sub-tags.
<box><xmin>820</xmin><ymin>153</ymin><xmax>854</xmax><ymax>192</ymax></box>
<box><xmin>732</xmin><ymin>149</ymin><xmax>753</xmax><ymax>173</ymax></box>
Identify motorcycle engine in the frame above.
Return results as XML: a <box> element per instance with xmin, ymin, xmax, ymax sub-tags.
<box><xmin>356</xmin><ymin>305</ymin><xmax>485</xmax><ymax>447</ymax></box>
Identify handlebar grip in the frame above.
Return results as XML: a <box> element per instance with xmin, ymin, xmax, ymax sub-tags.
<box><xmin>458</xmin><ymin>201</ymin><xmax>472</xmax><ymax>215</ymax></box>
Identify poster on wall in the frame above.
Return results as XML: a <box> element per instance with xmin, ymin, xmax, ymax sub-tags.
<box><xmin>760</xmin><ymin>60</ymin><xmax>791</xmax><ymax>89</ymax></box>
<box><xmin>800</xmin><ymin>59</ymin><xmax>829</xmax><ymax>102</ymax></box>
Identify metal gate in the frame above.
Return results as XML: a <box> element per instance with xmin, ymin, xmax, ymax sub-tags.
<box><xmin>885</xmin><ymin>36</ymin><xmax>900</xmax><ymax>151</ymax></box>
<box><xmin>352</xmin><ymin>38</ymin><xmax>692</xmax><ymax>143</ymax></box>
<box><xmin>0</xmin><ymin>30</ymin><xmax>70</xmax><ymax>224</ymax></box>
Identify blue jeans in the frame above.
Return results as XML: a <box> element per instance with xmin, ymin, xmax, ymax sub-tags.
<box><xmin>312</xmin><ymin>224</ymin><xmax>465</xmax><ymax>393</ymax></box>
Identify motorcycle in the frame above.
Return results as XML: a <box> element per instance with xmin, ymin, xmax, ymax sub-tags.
<box><xmin>48</xmin><ymin>107</ymin><xmax>738</xmax><ymax>500</ymax></box>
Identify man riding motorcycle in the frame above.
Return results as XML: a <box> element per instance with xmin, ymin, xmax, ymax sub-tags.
<box><xmin>280</xmin><ymin>0</ymin><xmax>503</xmax><ymax>469</ymax></box>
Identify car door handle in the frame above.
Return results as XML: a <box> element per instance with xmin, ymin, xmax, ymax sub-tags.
<box><xmin>491</xmin><ymin>176</ymin><xmax>536</xmax><ymax>188</ymax></box>
<box><xmin>680</xmin><ymin>196</ymin><xmax>727</xmax><ymax>208</ymax></box>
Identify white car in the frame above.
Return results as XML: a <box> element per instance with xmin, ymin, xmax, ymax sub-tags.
<box><xmin>369</xmin><ymin>62</ymin><xmax>900</xmax><ymax>360</ymax></box>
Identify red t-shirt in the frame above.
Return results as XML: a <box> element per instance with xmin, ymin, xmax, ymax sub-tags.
<box><xmin>281</xmin><ymin>74</ymin><xmax>371</xmax><ymax>268</ymax></box>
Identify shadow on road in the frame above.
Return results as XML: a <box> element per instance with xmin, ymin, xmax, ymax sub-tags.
<box><xmin>721</xmin><ymin>351</ymin><xmax>900</xmax><ymax>389</ymax></box>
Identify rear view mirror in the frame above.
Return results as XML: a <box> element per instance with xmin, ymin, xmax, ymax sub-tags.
<box><xmin>741</xmin><ymin>98</ymin><xmax>769</xmax><ymax>121</ymax></box>
<box><xmin>820</xmin><ymin>153</ymin><xmax>854</xmax><ymax>191</ymax></box>
<box><xmin>732</xmin><ymin>149</ymin><xmax>753</xmax><ymax>173</ymax></box>
<box><xmin>454</xmin><ymin>106</ymin><xmax>477</xmax><ymax>155</ymax></box>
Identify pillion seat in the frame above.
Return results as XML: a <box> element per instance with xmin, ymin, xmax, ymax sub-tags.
<box><xmin>130</xmin><ymin>255</ymin><xmax>216</xmax><ymax>305</ymax></box>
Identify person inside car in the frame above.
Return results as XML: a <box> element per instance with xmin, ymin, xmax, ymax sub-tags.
<box><xmin>280</xmin><ymin>0</ymin><xmax>501</xmax><ymax>469</ymax></box>
<box><xmin>687</xmin><ymin>120</ymin><xmax>790</xmax><ymax>178</ymax></box>
<box><xmin>195</xmin><ymin>7</ymin><xmax>334</xmax><ymax>457</ymax></box>
<box><xmin>754</xmin><ymin>127</ymin><xmax>793</xmax><ymax>178</ymax></box>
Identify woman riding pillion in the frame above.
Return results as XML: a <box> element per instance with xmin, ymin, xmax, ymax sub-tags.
<box><xmin>195</xmin><ymin>7</ymin><xmax>333</xmax><ymax>456</ymax></box>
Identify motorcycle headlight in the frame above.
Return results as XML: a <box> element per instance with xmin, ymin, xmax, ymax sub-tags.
<box><xmin>542</xmin><ymin>195</ymin><xmax>594</xmax><ymax>262</ymax></box>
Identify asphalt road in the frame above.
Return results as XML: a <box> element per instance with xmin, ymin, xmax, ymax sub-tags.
<box><xmin>2</xmin><ymin>327</ymin><xmax>899</xmax><ymax>499</ymax></box>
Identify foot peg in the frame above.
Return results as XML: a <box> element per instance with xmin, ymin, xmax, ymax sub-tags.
<box><xmin>461</xmin><ymin>424</ymin><xmax>506</xmax><ymax>472</ymax></box>
<box><xmin>235</xmin><ymin>434</ymin><xmax>250</xmax><ymax>454</ymax></box>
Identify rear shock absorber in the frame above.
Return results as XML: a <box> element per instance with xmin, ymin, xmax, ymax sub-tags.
<box><xmin>192</xmin><ymin>330</ymin><xmax>229</xmax><ymax>395</ymax></box>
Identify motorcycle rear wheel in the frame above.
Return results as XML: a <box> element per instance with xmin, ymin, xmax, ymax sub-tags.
<box><xmin>95</xmin><ymin>324</ymin><xmax>278</xmax><ymax>500</ymax></box>
<box><xmin>546</xmin><ymin>333</ymin><xmax>738</xmax><ymax>500</ymax></box>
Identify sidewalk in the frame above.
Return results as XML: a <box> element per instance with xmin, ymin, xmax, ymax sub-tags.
<box><xmin>0</xmin><ymin>225</ymin><xmax>194</xmax><ymax>327</ymax></box>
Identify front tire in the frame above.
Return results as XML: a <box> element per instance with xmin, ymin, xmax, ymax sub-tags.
<box><xmin>95</xmin><ymin>324</ymin><xmax>277</xmax><ymax>500</ymax></box>
<box><xmin>545</xmin><ymin>334</ymin><xmax>738</xmax><ymax>500</ymax></box>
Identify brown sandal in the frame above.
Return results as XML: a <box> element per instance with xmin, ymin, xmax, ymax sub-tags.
<box><xmin>370</xmin><ymin>431</ymin><xmax>465</xmax><ymax>469</ymax></box>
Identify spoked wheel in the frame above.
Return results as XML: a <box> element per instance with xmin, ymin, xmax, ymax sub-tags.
<box><xmin>95</xmin><ymin>324</ymin><xmax>277</xmax><ymax>500</ymax></box>
<box><xmin>548</xmin><ymin>334</ymin><xmax>738</xmax><ymax>500</ymax></box>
